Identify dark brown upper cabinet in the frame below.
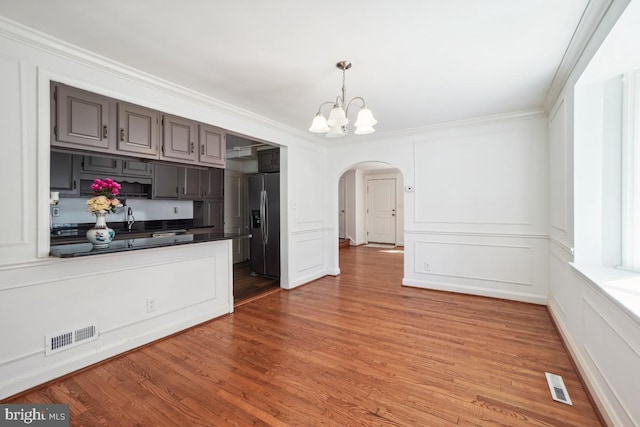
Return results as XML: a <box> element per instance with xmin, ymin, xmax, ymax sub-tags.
<box><xmin>202</xmin><ymin>167</ymin><xmax>224</xmax><ymax>199</ymax></box>
<box><xmin>161</xmin><ymin>114</ymin><xmax>197</xmax><ymax>163</ymax></box>
<box><xmin>199</xmin><ymin>124</ymin><xmax>226</xmax><ymax>167</ymax></box>
<box><xmin>52</xmin><ymin>84</ymin><xmax>116</xmax><ymax>152</ymax></box>
<box><xmin>51</xmin><ymin>82</ymin><xmax>227</xmax><ymax>168</ymax></box>
<box><xmin>50</xmin><ymin>151</ymin><xmax>80</xmax><ymax>196</ymax></box>
<box><xmin>180</xmin><ymin>167</ymin><xmax>203</xmax><ymax>199</ymax></box>
<box><xmin>117</xmin><ymin>102</ymin><xmax>160</xmax><ymax>159</ymax></box>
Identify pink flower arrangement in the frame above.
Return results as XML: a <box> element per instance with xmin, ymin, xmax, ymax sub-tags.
<box><xmin>86</xmin><ymin>178</ymin><xmax>121</xmax><ymax>214</ymax></box>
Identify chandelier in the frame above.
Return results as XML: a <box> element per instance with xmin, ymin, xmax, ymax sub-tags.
<box><xmin>309</xmin><ymin>61</ymin><xmax>377</xmax><ymax>137</ymax></box>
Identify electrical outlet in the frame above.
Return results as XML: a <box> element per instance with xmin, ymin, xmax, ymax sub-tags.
<box><xmin>146</xmin><ymin>297</ymin><xmax>157</xmax><ymax>313</ymax></box>
<box><xmin>424</xmin><ymin>263</ymin><xmax>430</xmax><ymax>271</ymax></box>
<box><xmin>51</xmin><ymin>207</ymin><xmax>60</xmax><ymax>217</ymax></box>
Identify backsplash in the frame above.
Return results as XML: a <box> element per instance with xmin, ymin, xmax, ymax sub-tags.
<box><xmin>51</xmin><ymin>198</ymin><xmax>194</xmax><ymax>226</ymax></box>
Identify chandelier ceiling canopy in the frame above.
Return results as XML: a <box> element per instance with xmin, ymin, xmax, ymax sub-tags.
<box><xmin>309</xmin><ymin>61</ymin><xmax>377</xmax><ymax>138</ymax></box>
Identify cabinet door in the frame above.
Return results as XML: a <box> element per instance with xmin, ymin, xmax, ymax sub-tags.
<box><xmin>205</xmin><ymin>198</ymin><xmax>224</xmax><ymax>230</ymax></box>
<box><xmin>202</xmin><ymin>167</ymin><xmax>224</xmax><ymax>198</ymax></box>
<box><xmin>122</xmin><ymin>160</ymin><xmax>153</xmax><ymax>177</ymax></box>
<box><xmin>117</xmin><ymin>102</ymin><xmax>160</xmax><ymax>159</ymax></box>
<box><xmin>53</xmin><ymin>84</ymin><xmax>115</xmax><ymax>152</ymax></box>
<box><xmin>180</xmin><ymin>167</ymin><xmax>202</xmax><ymax>199</ymax></box>
<box><xmin>162</xmin><ymin>114</ymin><xmax>197</xmax><ymax>162</ymax></box>
<box><xmin>50</xmin><ymin>151</ymin><xmax>80</xmax><ymax>196</ymax></box>
<box><xmin>152</xmin><ymin>163</ymin><xmax>179</xmax><ymax>198</ymax></box>
<box><xmin>198</xmin><ymin>124</ymin><xmax>226</xmax><ymax>167</ymax></box>
<box><xmin>81</xmin><ymin>155</ymin><xmax>120</xmax><ymax>175</ymax></box>
<box><xmin>257</xmin><ymin>148</ymin><xmax>279</xmax><ymax>173</ymax></box>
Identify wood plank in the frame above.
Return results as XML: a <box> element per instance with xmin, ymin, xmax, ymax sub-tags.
<box><xmin>3</xmin><ymin>246</ymin><xmax>603</xmax><ymax>426</ymax></box>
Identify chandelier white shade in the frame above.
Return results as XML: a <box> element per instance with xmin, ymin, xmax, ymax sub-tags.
<box><xmin>309</xmin><ymin>61</ymin><xmax>377</xmax><ymax>137</ymax></box>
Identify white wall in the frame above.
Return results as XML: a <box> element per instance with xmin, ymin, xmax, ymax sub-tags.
<box><xmin>547</xmin><ymin>0</ymin><xmax>640</xmax><ymax>425</ymax></box>
<box><xmin>328</xmin><ymin>112</ymin><xmax>550</xmax><ymax>304</ymax></box>
<box><xmin>0</xmin><ymin>17</ymin><xmax>327</xmax><ymax>398</ymax></box>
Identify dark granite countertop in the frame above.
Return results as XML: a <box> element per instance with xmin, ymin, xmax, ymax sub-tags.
<box><xmin>50</xmin><ymin>232</ymin><xmax>249</xmax><ymax>258</ymax></box>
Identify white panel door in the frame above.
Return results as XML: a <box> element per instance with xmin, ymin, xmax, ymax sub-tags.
<box><xmin>224</xmin><ymin>169</ymin><xmax>246</xmax><ymax>263</ymax></box>
<box><xmin>367</xmin><ymin>178</ymin><xmax>396</xmax><ymax>244</ymax></box>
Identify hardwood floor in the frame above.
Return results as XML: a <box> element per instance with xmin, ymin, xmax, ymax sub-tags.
<box><xmin>4</xmin><ymin>246</ymin><xmax>602</xmax><ymax>426</ymax></box>
<box><xmin>233</xmin><ymin>261</ymin><xmax>280</xmax><ymax>304</ymax></box>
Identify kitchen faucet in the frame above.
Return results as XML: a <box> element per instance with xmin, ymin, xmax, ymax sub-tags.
<box><xmin>126</xmin><ymin>207</ymin><xmax>135</xmax><ymax>231</ymax></box>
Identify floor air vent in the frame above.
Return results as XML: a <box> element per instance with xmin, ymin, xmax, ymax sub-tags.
<box><xmin>545</xmin><ymin>372</ymin><xmax>573</xmax><ymax>405</ymax></box>
<box><xmin>46</xmin><ymin>324</ymin><xmax>98</xmax><ymax>356</ymax></box>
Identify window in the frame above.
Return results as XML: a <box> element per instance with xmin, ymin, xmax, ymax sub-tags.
<box><xmin>621</xmin><ymin>70</ymin><xmax>640</xmax><ymax>272</ymax></box>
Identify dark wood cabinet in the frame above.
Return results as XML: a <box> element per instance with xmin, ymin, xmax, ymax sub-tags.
<box><xmin>202</xmin><ymin>198</ymin><xmax>224</xmax><ymax>230</ymax></box>
<box><xmin>162</xmin><ymin>114</ymin><xmax>197</xmax><ymax>163</ymax></box>
<box><xmin>180</xmin><ymin>167</ymin><xmax>202</xmax><ymax>199</ymax></box>
<box><xmin>52</xmin><ymin>84</ymin><xmax>116</xmax><ymax>152</ymax></box>
<box><xmin>51</xmin><ymin>82</ymin><xmax>228</xmax><ymax>169</ymax></box>
<box><xmin>152</xmin><ymin>163</ymin><xmax>179</xmax><ymax>199</ymax></box>
<box><xmin>258</xmin><ymin>148</ymin><xmax>280</xmax><ymax>173</ymax></box>
<box><xmin>81</xmin><ymin>155</ymin><xmax>119</xmax><ymax>175</ymax></box>
<box><xmin>80</xmin><ymin>155</ymin><xmax>153</xmax><ymax>179</ymax></box>
<box><xmin>122</xmin><ymin>159</ymin><xmax>153</xmax><ymax>177</ymax></box>
<box><xmin>117</xmin><ymin>102</ymin><xmax>160</xmax><ymax>159</ymax></box>
<box><xmin>50</xmin><ymin>151</ymin><xmax>80</xmax><ymax>196</ymax></box>
<box><xmin>199</xmin><ymin>124</ymin><xmax>225</xmax><ymax>167</ymax></box>
<box><xmin>202</xmin><ymin>167</ymin><xmax>224</xmax><ymax>198</ymax></box>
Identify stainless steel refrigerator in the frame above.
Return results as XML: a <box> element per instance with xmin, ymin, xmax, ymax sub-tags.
<box><xmin>248</xmin><ymin>173</ymin><xmax>280</xmax><ymax>278</ymax></box>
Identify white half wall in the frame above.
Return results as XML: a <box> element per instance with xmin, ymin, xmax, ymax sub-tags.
<box><xmin>0</xmin><ymin>240</ymin><xmax>233</xmax><ymax>399</ymax></box>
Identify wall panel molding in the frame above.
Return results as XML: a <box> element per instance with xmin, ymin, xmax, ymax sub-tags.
<box><xmin>413</xmin><ymin>240</ymin><xmax>533</xmax><ymax>287</ymax></box>
<box><xmin>406</xmin><ymin>229</ymin><xmax>548</xmax><ymax>239</ymax></box>
<box><xmin>0</xmin><ymin>55</ymin><xmax>27</xmax><ymax>249</ymax></box>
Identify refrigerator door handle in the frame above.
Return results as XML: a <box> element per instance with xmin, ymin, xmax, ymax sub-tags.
<box><xmin>260</xmin><ymin>189</ymin><xmax>267</xmax><ymax>244</ymax></box>
<box><xmin>264</xmin><ymin>190</ymin><xmax>269</xmax><ymax>244</ymax></box>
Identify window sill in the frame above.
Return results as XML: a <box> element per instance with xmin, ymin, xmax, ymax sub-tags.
<box><xmin>569</xmin><ymin>263</ymin><xmax>640</xmax><ymax>324</ymax></box>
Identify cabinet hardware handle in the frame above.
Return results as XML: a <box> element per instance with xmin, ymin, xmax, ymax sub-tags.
<box><xmin>73</xmin><ymin>180</ymin><xmax>77</xmax><ymax>190</ymax></box>
<box><xmin>191</xmin><ymin>142</ymin><xmax>194</xmax><ymax>153</ymax></box>
<box><xmin>123</xmin><ymin>161</ymin><xmax>127</xmax><ymax>169</ymax></box>
<box><xmin>103</xmin><ymin>125</ymin><xmax>108</xmax><ymax>139</ymax></box>
<box><xmin>112</xmin><ymin>160</ymin><xmax>116</xmax><ymax>168</ymax></box>
<box><xmin>201</xmin><ymin>145</ymin><xmax>204</xmax><ymax>155</ymax></box>
<box><xmin>120</xmin><ymin>128</ymin><xmax>125</xmax><ymax>142</ymax></box>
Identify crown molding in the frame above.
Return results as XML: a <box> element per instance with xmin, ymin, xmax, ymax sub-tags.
<box><xmin>543</xmin><ymin>0</ymin><xmax>614</xmax><ymax>111</ymax></box>
<box><xmin>325</xmin><ymin>108</ymin><xmax>547</xmax><ymax>147</ymax></box>
<box><xmin>0</xmin><ymin>16</ymin><xmax>319</xmax><ymax>146</ymax></box>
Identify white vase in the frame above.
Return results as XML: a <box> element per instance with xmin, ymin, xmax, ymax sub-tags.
<box><xmin>86</xmin><ymin>211</ymin><xmax>115</xmax><ymax>248</ymax></box>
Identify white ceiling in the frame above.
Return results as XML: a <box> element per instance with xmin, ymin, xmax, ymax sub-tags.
<box><xmin>0</xmin><ymin>0</ymin><xmax>590</xmax><ymax>138</ymax></box>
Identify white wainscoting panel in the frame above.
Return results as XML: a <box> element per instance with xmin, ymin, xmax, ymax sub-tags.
<box><xmin>549</xmin><ymin>259</ymin><xmax>640</xmax><ymax>427</ymax></box>
<box><xmin>403</xmin><ymin>232</ymin><xmax>548</xmax><ymax>304</ymax></box>
<box><xmin>0</xmin><ymin>54</ymin><xmax>28</xmax><ymax>255</ymax></box>
<box><xmin>288</xmin><ymin>230</ymin><xmax>327</xmax><ymax>289</ymax></box>
<box><xmin>582</xmin><ymin>296</ymin><xmax>640</xmax><ymax>427</ymax></box>
<box><xmin>414</xmin><ymin>240</ymin><xmax>532</xmax><ymax>286</ymax></box>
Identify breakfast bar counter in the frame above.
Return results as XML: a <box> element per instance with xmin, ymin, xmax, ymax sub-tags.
<box><xmin>50</xmin><ymin>232</ymin><xmax>248</xmax><ymax>258</ymax></box>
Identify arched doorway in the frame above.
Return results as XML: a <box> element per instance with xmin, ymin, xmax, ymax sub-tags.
<box><xmin>338</xmin><ymin>161</ymin><xmax>405</xmax><ymax>272</ymax></box>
